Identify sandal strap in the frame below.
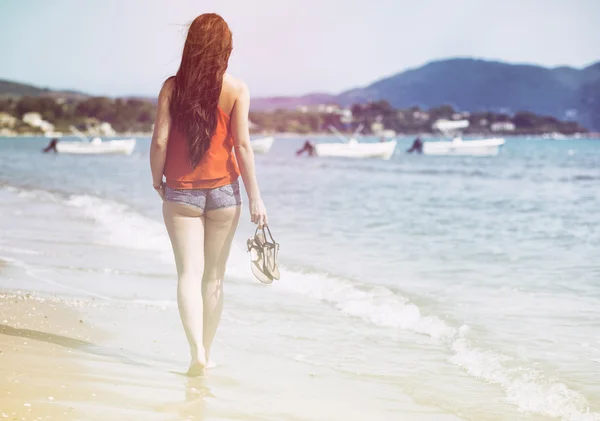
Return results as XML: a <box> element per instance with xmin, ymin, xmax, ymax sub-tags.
<box><xmin>254</xmin><ymin>226</ymin><xmax>279</xmax><ymax>246</ymax></box>
<box><xmin>249</xmin><ymin>226</ymin><xmax>279</xmax><ymax>282</ymax></box>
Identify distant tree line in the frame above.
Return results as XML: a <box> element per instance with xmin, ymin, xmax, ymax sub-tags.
<box><xmin>0</xmin><ymin>96</ymin><xmax>155</xmax><ymax>133</ymax></box>
<box><xmin>250</xmin><ymin>101</ymin><xmax>588</xmax><ymax>135</ymax></box>
<box><xmin>0</xmin><ymin>96</ymin><xmax>587</xmax><ymax>135</ymax></box>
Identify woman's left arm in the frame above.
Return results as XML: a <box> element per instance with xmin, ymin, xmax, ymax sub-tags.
<box><xmin>149</xmin><ymin>79</ymin><xmax>174</xmax><ymax>199</ymax></box>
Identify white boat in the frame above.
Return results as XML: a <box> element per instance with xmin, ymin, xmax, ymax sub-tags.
<box><xmin>423</xmin><ymin>137</ymin><xmax>505</xmax><ymax>156</ymax></box>
<box><xmin>56</xmin><ymin>137</ymin><xmax>136</xmax><ymax>155</ymax></box>
<box><xmin>542</xmin><ymin>132</ymin><xmax>567</xmax><ymax>140</ymax></box>
<box><xmin>314</xmin><ymin>125</ymin><xmax>397</xmax><ymax>160</ymax></box>
<box><xmin>251</xmin><ymin>136</ymin><xmax>274</xmax><ymax>154</ymax></box>
<box><xmin>315</xmin><ymin>138</ymin><xmax>397</xmax><ymax>160</ymax></box>
<box><xmin>424</xmin><ymin>120</ymin><xmax>505</xmax><ymax>156</ymax></box>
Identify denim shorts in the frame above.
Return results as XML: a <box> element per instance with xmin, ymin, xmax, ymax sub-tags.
<box><xmin>165</xmin><ymin>179</ymin><xmax>242</xmax><ymax>212</ymax></box>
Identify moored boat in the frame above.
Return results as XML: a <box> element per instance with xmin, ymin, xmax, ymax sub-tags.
<box><xmin>251</xmin><ymin>136</ymin><xmax>275</xmax><ymax>154</ymax></box>
<box><xmin>55</xmin><ymin>137</ymin><xmax>136</xmax><ymax>155</ymax></box>
<box><xmin>424</xmin><ymin>120</ymin><xmax>505</xmax><ymax>156</ymax></box>
<box><xmin>314</xmin><ymin>125</ymin><xmax>397</xmax><ymax>160</ymax></box>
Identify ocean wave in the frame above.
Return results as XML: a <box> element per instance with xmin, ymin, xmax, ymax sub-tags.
<box><xmin>0</xmin><ymin>255</ymin><xmax>115</xmax><ymax>301</ymax></box>
<box><xmin>269</xmin><ymin>159</ymin><xmax>499</xmax><ymax>180</ymax></box>
<box><xmin>273</xmin><ymin>267</ymin><xmax>600</xmax><ymax>421</ymax></box>
<box><xmin>273</xmin><ymin>269</ymin><xmax>455</xmax><ymax>339</ymax></box>
<box><xmin>0</xmin><ymin>245</ymin><xmax>41</xmax><ymax>256</ymax></box>
<box><xmin>560</xmin><ymin>175</ymin><xmax>600</xmax><ymax>182</ymax></box>
<box><xmin>66</xmin><ymin>194</ymin><xmax>173</xmax><ymax>262</ymax></box>
<box><xmin>0</xmin><ymin>183</ymin><xmax>174</xmax><ymax>260</ymax></box>
<box><xmin>451</xmin><ymin>337</ymin><xmax>600</xmax><ymax>420</ymax></box>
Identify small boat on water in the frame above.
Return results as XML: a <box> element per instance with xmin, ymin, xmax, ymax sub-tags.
<box><xmin>315</xmin><ymin>139</ymin><xmax>397</xmax><ymax>160</ymax></box>
<box><xmin>424</xmin><ymin>120</ymin><xmax>505</xmax><ymax>157</ymax></box>
<box><xmin>56</xmin><ymin>137</ymin><xmax>136</xmax><ymax>155</ymax></box>
<box><xmin>314</xmin><ymin>125</ymin><xmax>397</xmax><ymax>160</ymax></box>
<box><xmin>251</xmin><ymin>136</ymin><xmax>274</xmax><ymax>154</ymax></box>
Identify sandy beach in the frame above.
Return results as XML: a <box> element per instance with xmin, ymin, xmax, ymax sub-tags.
<box><xmin>0</xmin><ymin>291</ymin><xmax>216</xmax><ymax>421</ymax></box>
<box><xmin>0</xmin><ymin>292</ymin><xmax>114</xmax><ymax>420</ymax></box>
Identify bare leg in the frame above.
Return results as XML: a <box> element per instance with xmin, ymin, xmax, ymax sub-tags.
<box><xmin>163</xmin><ymin>201</ymin><xmax>207</xmax><ymax>376</ymax></box>
<box><xmin>202</xmin><ymin>205</ymin><xmax>241</xmax><ymax>364</ymax></box>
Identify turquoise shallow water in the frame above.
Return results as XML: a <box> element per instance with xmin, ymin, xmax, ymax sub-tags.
<box><xmin>0</xmin><ymin>135</ymin><xmax>599</xmax><ymax>420</ymax></box>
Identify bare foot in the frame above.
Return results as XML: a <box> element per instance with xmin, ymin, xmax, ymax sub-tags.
<box><xmin>187</xmin><ymin>361</ymin><xmax>206</xmax><ymax>377</ymax></box>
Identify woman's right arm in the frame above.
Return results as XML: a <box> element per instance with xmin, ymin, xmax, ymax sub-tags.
<box><xmin>231</xmin><ymin>81</ymin><xmax>268</xmax><ymax>227</ymax></box>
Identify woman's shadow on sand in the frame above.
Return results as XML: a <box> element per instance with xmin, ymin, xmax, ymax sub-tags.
<box><xmin>0</xmin><ymin>323</ymin><xmax>150</xmax><ymax>367</ymax></box>
<box><xmin>0</xmin><ymin>323</ymin><xmax>212</xmax><ymax>420</ymax></box>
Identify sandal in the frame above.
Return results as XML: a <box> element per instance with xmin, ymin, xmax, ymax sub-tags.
<box><xmin>247</xmin><ymin>225</ymin><xmax>280</xmax><ymax>284</ymax></box>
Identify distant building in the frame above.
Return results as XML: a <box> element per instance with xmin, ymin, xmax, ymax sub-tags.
<box><xmin>22</xmin><ymin>112</ymin><xmax>42</xmax><ymax>126</ymax></box>
<box><xmin>413</xmin><ymin>111</ymin><xmax>430</xmax><ymax>121</ymax></box>
<box><xmin>0</xmin><ymin>127</ymin><xmax>17</xmax><ymax>136</ymax></box>
<box><xmin>339</xmin><ymin>108</ymin><xmax>353</xmax><ymax>123</ymax></box>
<box><xmin>98</xmin><ymin>122</ymin><xmax>116</xmax><ymax>136</ymax></box>
<box><xmin>0</xmin><ymin>112</ymin><xmax>17</xmax><ymax>128</ymax></box>
<box><xmin>370</xmin><ymin>121</ymin><xmax>384</xmax><ymax>133</ymax></box>
<box><xmin>297</xmin><ymin>104</ymin><xmax>342</xmax><ymax>114</ymax></box>
<box><xmin>22</xmin><ymin>112</ymin><xmax>55</xmax><ymax>133</ymax></box>
<box><xmin>490</xmin><ymin>122</ymin><xmax>516</xmax><ymax>132</ymax></box>
<box><xmin>370</xmin><ymin>117</ymin><xmax>396</xmax><ymax>137</ymax></box>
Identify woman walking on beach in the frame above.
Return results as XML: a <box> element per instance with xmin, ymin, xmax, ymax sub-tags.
<box><xmin>149</xmin><ymin>13</ymin><xmax>267</xmax><ymax>376</ymax></box>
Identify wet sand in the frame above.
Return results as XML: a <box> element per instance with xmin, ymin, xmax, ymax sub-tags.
<box><xmin>0</xmin><ymin>293</ymin><xmax>193</xmax><ymax>421</ymax></box>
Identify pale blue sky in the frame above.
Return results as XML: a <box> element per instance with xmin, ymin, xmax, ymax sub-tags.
<box><xmin>1</xmin><ymin>0</ymin><xmax>598</xmax><ymax>97</ymax></box>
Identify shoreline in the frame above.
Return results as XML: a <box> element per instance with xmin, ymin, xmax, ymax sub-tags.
<box><xmin>1</xmin><ymin>132</ymin><xmax>599</xmax><ymax>140</ymax></box>
<box><xmin>0</xmin><ymin>285</ymin><xmax>470</xmax><ymax>421</ymax></box>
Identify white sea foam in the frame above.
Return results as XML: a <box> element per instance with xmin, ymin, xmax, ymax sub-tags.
<box><xmin>0</xmin><ymin>245</ymin><xmax>40</xmax><ymax>256</ymax></box>
<box><xmin>0</xmin><ymin>255</ymin><xmax>114</xmax><ymax>301</ymax></box>
<box><xmin>451</xmin><ymin>336</ymin><xmax>600</xmax><ymax>420</ymax></box>
<box><xmin>66</xmin><ymin>194</ymin><xmax>173</xmax><ymax>262</ymax></box>
<box><xmin>273</xmin><ymin>268</ymin><xmax>600</xmax><ymax>421</ymax></box>
<box><xmin>273</xmin><ymin>269</ymin><xmax>455</xmax><ymax>340</ymax></box>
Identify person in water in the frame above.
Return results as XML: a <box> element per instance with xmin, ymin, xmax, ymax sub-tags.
<box><xmin>149</xmin><ymin>13</ymin><xmax>268</xmax><ymax>377</ymax></box>
<box><xmin>407</xmin><ymin>136</ymin><xmax>423</xmax><ymax>154</ymax></box>
<box><xmin>43</xmin><ymin>138</ymin><xmax>59</xmax><ymax>153</ymax></box>
<box><xmin>296</xmin><ymin>139</ymin><xmax>316</xmax><ymax>156</ymax></box>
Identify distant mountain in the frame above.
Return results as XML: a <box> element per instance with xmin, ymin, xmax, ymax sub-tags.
<box><xmin>0</xmin><ymin>79</ymin><xmax>89</xmax><ymax>100</ymax></box>
<box><xmin>0</xmin><ymin>80</ymin><xmax>51</xmax><ymax>97</ymax></box>
<box><xmin>251</xmin><ymin>58</ymin><xmax>600</xmax><ymax>130</ymax></box>
<box><xmin>4</xmin><ymin>58</ymin><xmax>600</xmax><ymax>130</ymax></box>
<box><xmin>336</xmin><ymin>59</ymin><xmax>600</xmax><ymax>117</ymax></box>
<box><xmin>578</xmin><ymin>77</ymin><xmax>600</xmax><ymax>131</ymax></box>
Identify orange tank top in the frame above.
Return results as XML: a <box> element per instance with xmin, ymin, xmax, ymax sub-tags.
<box><xmin>164</xmin><ymin>106</ymin><xmax>240</xmax><ymax>189</ymax></box>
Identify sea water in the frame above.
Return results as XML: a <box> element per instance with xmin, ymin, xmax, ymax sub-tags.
<box><xmin>0</xmin><ymin>135</ymin><xmax>598</xmax><ymax>420</ymax></box>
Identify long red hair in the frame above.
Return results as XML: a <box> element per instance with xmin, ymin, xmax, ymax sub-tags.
<box><xmin>168</xmin><ymin>13</ymin><xmax>233</xmax><ymax>168</ymax></box>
